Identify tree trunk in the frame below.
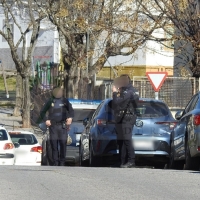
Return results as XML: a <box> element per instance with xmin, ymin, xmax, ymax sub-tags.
<box><xmin>13</xmin><ymin>73</ymin><xmax>23</xmax><ymax>116</ymax></box>
<box><xmin>22</xmin><ymin>75</ymin><xmax>31</xmax><ymax>128</ymax></box>
<box><xmin>65</xmin><ymin>62</ymin><xmax>81</xmax><ymax>99</ymax></box>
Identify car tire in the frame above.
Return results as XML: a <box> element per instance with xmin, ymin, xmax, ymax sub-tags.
<box><xmin>184</xmin><ymin>141</ymin><xmax>200</xmax><ymax>170</ymax></box>
<box><xmin>89</xmin><ymin>144</ymin><xmax>102</xmax><ymax>167</ymax></box>
<box><xmin>168</xmin><ymin>141</ymin><xmax>184</xmax><ymax>170</ymax></box>
<box><xmin>154</xmin><ymin>163</ymin><xmax>166</xmax><ymax>169</ymax></box>
<box><xmin>79</xmin><ymin>144</ymin><xmax>89</xmax><ymax>167</ymax></box>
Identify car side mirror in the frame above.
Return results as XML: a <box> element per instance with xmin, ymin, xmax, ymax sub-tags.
<box><xmin>14</xmin><ymin>142</ymin><xmax>20</xmax><ymax>148</ymax></box>
<box><xmin>175</xmin><ymin>111</ymin><xmax>183</xmax><ymax>120</ymax></box>
<box><xmin>83</xmin><ymin>118</ymin><xmax>89</xmax><ymax>126</ymax></box>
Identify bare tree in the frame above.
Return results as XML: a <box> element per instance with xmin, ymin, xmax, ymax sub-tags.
<box><xmin>0</xmin><ymin>0</ymin><xmax>45</xmax><ymax>127</ymax></box>
<box><xmin>137</xmin><ymin>0</ymin><xmax>200</xmax><ymax>77</ymax></box>
<box><xmin>39</xmin><ymin>0</ymin><xmax>166</xmax><ymax>98</ymax></box>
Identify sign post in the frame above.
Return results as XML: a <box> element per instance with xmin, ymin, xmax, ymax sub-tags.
<box><xmin>146</xmin><ymin>72</ymin><xmax>168</xmax><ymax>100</ymax></box>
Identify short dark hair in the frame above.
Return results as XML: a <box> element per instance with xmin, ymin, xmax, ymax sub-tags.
<box><xmin>120</xmin><ymin>74</ymin><xmax>131</xmax><ymax>83</ymax></box>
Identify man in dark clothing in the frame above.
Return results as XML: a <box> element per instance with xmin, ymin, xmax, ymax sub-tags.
<box><xmin>112</xmin><ymin>75</ymin><xmax>139</xmax><ymax>168</ymax></box>
<box><xmin>37</xmin><ymin>87</ymin><xmax>74</xmax><ymax>166</ymax></box>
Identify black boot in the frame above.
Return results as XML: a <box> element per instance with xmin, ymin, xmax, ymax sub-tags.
<box><xmin>59</xmin><ymin>162</ymin><xmax>65</xmax><ymax>166</ymax></box>
<box><xmin>53</xmin><ymin>162</ymin><xmax>58</xmax><ymax>166</ymax></box>
<box><xmin>120</xmin><ymin>162</ymin><xmax>136</xmax><ymax>168</ymax></box>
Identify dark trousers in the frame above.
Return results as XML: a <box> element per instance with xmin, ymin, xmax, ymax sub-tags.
<box><xmin>49</xmin><ymin>124</ymin><xmax>68</xmax><ymax>165</ymax></box>
<box><xmin>116</xmin><ymin>116</ymin><xmax>136</xmax><ymax>164</ymax></box>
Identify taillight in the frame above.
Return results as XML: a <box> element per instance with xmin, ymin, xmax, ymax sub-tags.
<box><xmin>193</xmin><ymin>115</ymin><xmax>200</xmax><ymax>126</ymax></box>
<box><xmin>97</xmin><ymin>119</ymin><xmax>107</xmax><ymax>126</ymax></box>
<box><xmin>155</xmin><ymin>122</ymin><xmax>178</xmax><ymax>130</ymax></box>
<box><xmin>31</xmin><ymin>146</ymin><xmax>42</xmax><ymax>153</ymax></box>
<box><xmin>4</xmin><ymin>143</ymin><xmax>14</xmax><ymax>150</ymax></box>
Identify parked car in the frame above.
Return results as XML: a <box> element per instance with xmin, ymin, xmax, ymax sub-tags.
<box><xmin>79</xmin><ymin>98</ymin><xmax>176</xmax><ymax>168</ymax></box>
<box><xmin>0</xmin><ymin>125</ymin><xmax>15</xmax><ymax>165</ymax></box>
<box><xmin>169</xmin><ymin>92</ymin><xmax>200</xmax><ymax>170</ymax></box>
<box><xmin>8</xmin><ymin>131</ymin><xmax>42</xmax><ymax>166</ymax></box>
<box><xmin>41</xmin><ymin>99</ymin><xmax>101</xmax><ymax>166</ymax></box>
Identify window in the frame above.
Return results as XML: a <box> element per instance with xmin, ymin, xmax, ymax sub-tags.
<box><xmin>9</xmin><ymin>134</ymin><xmax>38</xmax><ymax>145</ymax></box>
<box><xmin>91</xmin><ymin>101</ymin><xmax>104</xmax><ymax>120</ymax></box>
<box><xmin>183</xmin><ymin>96</ymin><xmax>195</xmax><ymax>115</ymax></box>
<box><xmin>2</xmin><ymin>19</ymin><xmax>14</xmax><ymax>42</ymax></box>
<box><xmin>73</xmin><ymin>109</ymin><xmax>96</xmax><ymax>122</ymax></box>
<box><xmin>0</xmin><ymin>130</ymin><xmax>8</xmax><ymax>141</ymax></box>
<box><xmin>135</xmin><ymin>101</ymin><xmax>169</xmax><ymax>118</ymax></box>
<box><xmin>188</xmin><ymin>95</ymin><xmax>199</xmax><ymax>112</ymax></box>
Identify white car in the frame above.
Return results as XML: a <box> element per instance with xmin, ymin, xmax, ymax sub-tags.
<box><xmin>8</xmin><ymin>131</ymin><xmax>42</xmax><ymax>166</ymax></box>
<box><xmin>0</xmin><ymin>125</ymin><xmax>15</xmax><ymax>165</ymax></box>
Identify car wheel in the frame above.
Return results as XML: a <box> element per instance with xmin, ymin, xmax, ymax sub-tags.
<box><xmin>154</xmin><ymin>163</ymin><xmax>166</xmax><ymax>169</ymax></box>
<box><xmin>168</xmin><ymin>141</ymin><xmax>184</xmax><ymax>170</ymax></box>
<box><xmin>79</xmin><ymin>144</ymin><xmax>89</xmax><ymax>167</ymax></box>
<box><xmin>89</xmin><ymin>144</ymin><xmax>102</xmax><ymax>167</ymax></box>
<box><xmin>184</xmin><ymin>140</ymin><xmax>200</xmax><ymax>170</ymax></box>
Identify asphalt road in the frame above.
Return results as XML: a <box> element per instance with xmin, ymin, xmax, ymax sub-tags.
<box><xmin>0</xmin><ymin>166</ymin><xmax>199</xmax><ymax>200</ymax></box>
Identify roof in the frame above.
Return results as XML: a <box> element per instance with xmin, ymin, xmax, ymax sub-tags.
<box><xmin>69</xmin><ymin>99</ymin><xmax>102</xmax><ymax>109</ymax></box>
<box><xmin>106</xmin><ymin>97</ymin><xmax>164</xmax><ymax>103</ymax></box>
<box><xmin>8</xmin><ymin>131</ymin><xmax>34</xmax><ymax>135</ymax></box>
<box><xmin>72</xmin><ymin>104</ymin><xmax>99</xmax><ymax>109</ymax></box>
<box><xmin>0</xmin><ymin>124</ymin><xmax>6</xmax><ymax>130</ymax></box>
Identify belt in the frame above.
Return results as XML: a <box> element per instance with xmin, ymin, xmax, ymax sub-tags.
<box><xmin>52</xmin><ymin>121</ymin><xmax>65</xmax><ymax>125</ymax></box>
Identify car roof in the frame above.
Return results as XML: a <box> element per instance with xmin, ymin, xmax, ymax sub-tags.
<box><xmin>106</xmin><ymin>98</ymin><xmax>164</xmax><ymax>103</ymax></box>
<box><xmin>0</xmin><ymin>125</ymin><xmax>7</xmax><ymax>131</ymax></box>
<box><xmin>72</xmin><ymin>104</ymin><xmax>99</xmax><ymax>109</ymax></box>
<box><xmin>69</xmin><ymin>98</ymin><xmax>102</xmax><ymax>109</ymax></box>
<box><xmin>8</xmin><ymin>131</ymin><xmax>35</xmax><ymax>135</ymax></box>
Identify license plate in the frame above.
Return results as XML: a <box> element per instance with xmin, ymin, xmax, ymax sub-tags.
<box><xmin>133</xmin><ymin>140</ymin><xmax>154</xmax><ymax>150</ymax></box>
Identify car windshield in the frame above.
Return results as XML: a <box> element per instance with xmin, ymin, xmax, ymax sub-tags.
<box><xmin>0</xmin><ymin>130</ymin><xmax>8</xmax><ymax>141</ymax></box>
<box><xmin>73</xmin><ymin>109</ymin><xmax>96</xmax><ymax>122</ymax></box>
<box><xmin>106</xmin><ymin>100</ymin><xmax>169</xmax><ymax>119</ymax></box>
<box><xmin>136</xmin><ymin>101</ymin><xmax>169</xmax><ymax>118</ymax></box>
<box><xmin>9</xmin><ymin>133</ymin><xmax>38</xmax><ymax>145</ymax></box>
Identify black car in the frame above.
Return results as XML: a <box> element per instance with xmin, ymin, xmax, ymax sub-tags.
<box><xmin>169</xmin><ymin>92</ymin><xmax>200</xmax><ymax>170</ymax></box>
<box><xmin>41</xmin><ymin>99</ymin><xmax>101</xmax><ymax>166</ymax></box>
<box><xmin>79</xmin><ymin>98</ymin><xmax>176</xmax><ymax>168</ymax></box>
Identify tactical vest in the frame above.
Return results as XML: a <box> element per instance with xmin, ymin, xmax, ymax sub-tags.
<box><xmin>48</xmin><ymin>98</ymin><xmax>68</xmax><ymax>122</ymax></box>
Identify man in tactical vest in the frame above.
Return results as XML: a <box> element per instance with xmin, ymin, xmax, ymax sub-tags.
<box><xmin>37</xmin><ymin>87</ymin><xmax>74</xmax><ymax>166</ymax></box>
<box><xmin>112</xmin><ymin>75</ymin><xmax>139</xmax><ymax>168</ymax></box>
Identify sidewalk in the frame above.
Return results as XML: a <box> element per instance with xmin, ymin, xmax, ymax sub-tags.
<box><xmin>0</xmin><ymin>108</ymin><xmax>43</xmax><ymax>144</ymax></box>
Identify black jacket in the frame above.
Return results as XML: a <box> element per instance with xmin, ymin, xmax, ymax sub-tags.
<box><xmin>36</xmin><ymin>97</ymin><xmax>74</xmax><ymax>124</ymax></box>
<box><xmin>112</xmin><ymin>83</ymin><xmax>139</xmax><ymax>122</ymax></box>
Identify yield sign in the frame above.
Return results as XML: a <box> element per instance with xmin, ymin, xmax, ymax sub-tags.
<box><xmin>146</xmin><ymin>72</ymin><xmax>168</xmax><ymax>92</ymax></box>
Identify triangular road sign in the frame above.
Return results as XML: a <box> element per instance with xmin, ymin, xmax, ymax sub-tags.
<box><xmin>146</xmin><ymin>72</ymin><xmax>168</xmax><ymax>92</ymax></box>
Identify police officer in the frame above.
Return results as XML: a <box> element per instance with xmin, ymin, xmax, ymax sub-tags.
<box><xmin>37</xmin><ymin>87</ymin><xmax>74</xmax><ymax>166</ymax></box>
<box><xmin>112</xmin><ymin>75</ymin><xmax>139</xmax><ymax>168</ymax></box>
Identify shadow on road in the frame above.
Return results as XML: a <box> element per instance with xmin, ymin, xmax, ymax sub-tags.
<box><xmin>9</xmin><ymin>168</ymin><xmax>55</xmax><ymax>172</ymax></box>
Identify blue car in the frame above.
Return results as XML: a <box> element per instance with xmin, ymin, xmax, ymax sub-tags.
<box><xmin>41</xmin><ymin>99</ymin><xmax>101</xmax><ymax>166</ymax></box>
<box><xmin>79</xmin><ymin>98</ymin><xmax>176</xmax><ymax>168</ymax></box>
<box><xmin>170</xmin><ymin>92</ymin><xmax>200</xmax><ymax>170</ymax></box>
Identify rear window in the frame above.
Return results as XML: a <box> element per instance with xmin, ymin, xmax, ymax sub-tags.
<box><xmin>73</xmin><ymin>109</ymin><xmax>96</xmax><ymax>122</ymax></box>
<box><xmin>9</xmin><ymin>133</ymin><xmax>38</xmax><ymax>145</ymax></box>
<box><xmin>0</xmin><ymin>130</ymin><xmax>8</xmax><ymax>141</ymax></box>
<box><xmin>136</xmin><ymin>101</ymin><xmax>169</xmax><ymax>118</ymax></box>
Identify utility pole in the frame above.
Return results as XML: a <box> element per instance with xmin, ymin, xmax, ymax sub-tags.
<box><xmin>0</xmin><ymin>60</ymin><xmax>9</xmax><ymax>98</ymax></box>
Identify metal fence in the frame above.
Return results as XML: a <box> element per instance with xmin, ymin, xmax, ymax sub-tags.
<box><xmin>133</xmin><ymin>76</ymin><xmax>199</xmax><ymax>109</ymax></box>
